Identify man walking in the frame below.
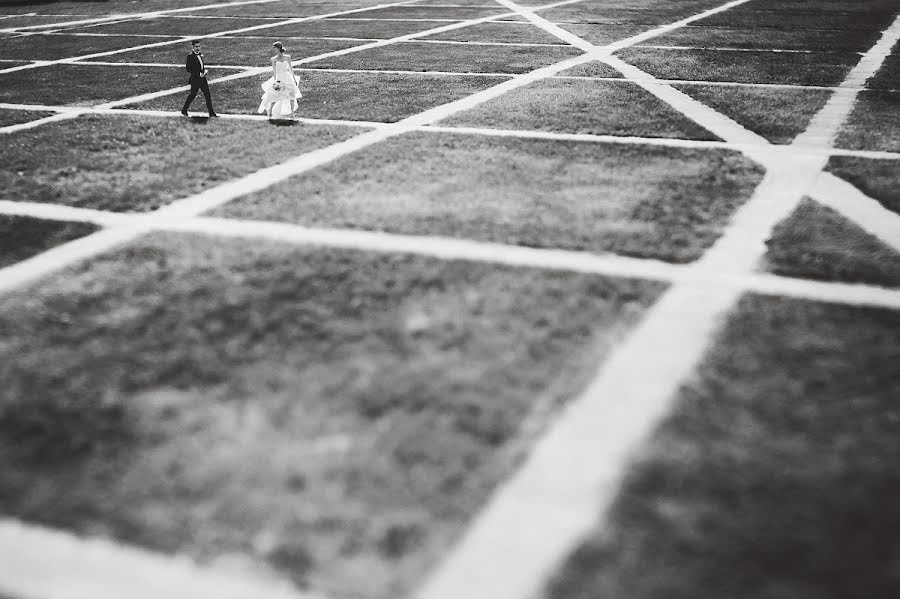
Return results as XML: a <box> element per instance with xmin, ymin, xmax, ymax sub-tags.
<box><xmin>181</xmin><ymin>39</ymin><xmax>218</xmax><ymax>117</ymax></box>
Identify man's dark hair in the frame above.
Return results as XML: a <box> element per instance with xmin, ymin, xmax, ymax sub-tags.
<box><xmin>190</xmin><ymin>39</ymin><xmax>201</xmax><ymax>45</ymax></box>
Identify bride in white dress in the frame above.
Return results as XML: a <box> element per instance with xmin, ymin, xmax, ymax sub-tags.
<box><xmin>258</xmin><ymin>41</ymin><xmax>302</xmax><ymax>119</ymax></box>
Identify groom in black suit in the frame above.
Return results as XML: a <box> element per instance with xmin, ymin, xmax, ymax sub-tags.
<box><xmin>181</xmin><ymin>40</ymin><xmax>218</xmax><ymax>117</ymax></box>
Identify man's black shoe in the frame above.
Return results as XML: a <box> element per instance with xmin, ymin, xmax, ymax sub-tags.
<box><xmin>209</xmin><ymin>112</ymin><xmax>219</xmax><ymax>117</ymax></box>
<box><xmin>181</xmin><ymin>110</ymin><xmax>189</xmax><ymax>116</ymax></box>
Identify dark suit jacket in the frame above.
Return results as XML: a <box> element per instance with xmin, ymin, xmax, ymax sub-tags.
<box><xmin>185</xmin><ymin>53</ymin><xmax>206</xmax><ymax>79</ymax></box>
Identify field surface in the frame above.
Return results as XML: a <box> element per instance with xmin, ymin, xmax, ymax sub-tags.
<box><xmin>1</xmin><ymin>1</ymin><xmax>899</xmax><ymax>599</ymax></box>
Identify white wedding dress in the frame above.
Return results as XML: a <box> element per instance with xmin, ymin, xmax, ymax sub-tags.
<box><xmin>258</xmin><ymin>58</ymin><xmax>302</xmax><ymax>118</ymax></box>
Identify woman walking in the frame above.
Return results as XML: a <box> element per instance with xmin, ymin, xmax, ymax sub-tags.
<box><xmin>258</xmin><ymin>41</ymin><xmax>302</xmax><ymax>119</ymax></box>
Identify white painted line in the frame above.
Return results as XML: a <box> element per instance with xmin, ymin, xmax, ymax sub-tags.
<box><xmin>635</xmin><ymin>44</ymin><xmax>822</xmax><ymax>54</ymax></box>
<box><xmin>0</xmin><ymin>519</ymin><xmax>322</xmax><ymax>599</ymax></box>
<box><xmin>0</xmin><ymin>200</ymin><xmax>135</xmax><ymax>226</ymax></box>
<box><xmin>811</xmin><ymin>172</ymin><xmax>900</xmax><ymax>254</ymax></box>
<box><xmin>738</xmin><ymin>272</ymin><xmax>900</xmax><ymax>310</ymax></box>
<box><xmin>0</xmin><ymin>111</ymin><xmax>80</xmax><ymax>134</ymax></box>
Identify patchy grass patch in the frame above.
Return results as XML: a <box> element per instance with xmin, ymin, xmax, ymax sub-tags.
<box><xmin>420</xmin><ymin>21</ymin><xmax>569</xmax><ymax>44</ymax></box>
<box><xmin>834</xmin><ymin>91</ymin><xmax>900</xmax><ymax>152</ymax></box>
<box><xmin>697</xmin><ymin>8</ymin><xmax>898</xmax><ymax>30</ymax></box>
<box><xmin>555</xmin><ymin>23</ymin><xmax>657</xmax><ymax>46</ymax></box>
<box><xmin>0</xmin><ymin>113</ymin><xmax>362</xmax><ymax>211</ymax></box>
<box><xmin>762</xmin><ymin>198</ymin><xmax>900</xmax><ymax>288</ymax></box>
<box><xmin>651</xmin><ymin>24</ymin><xmax>882</xmax><ymax>52</ymax></box>
<box><xmin>217</xmin><ymin>132</ymin><xmax>762</xmax><ymax>263</ymax></box>
<box><xmin>557</xmin><ymin>61</ymin><xmax>624</xmax><ymax>78</ymax></box>
<box><xmin>345</xmin><ymin>6</ymin><xmax>505</xmax><ymax>20</ymax></box>
<box><xmin>0</xmin><ymin>232</ymin><xmax>664</xmax><ymax>599</ymax></box>
<box><xmin>538</xmin><ymin>2</ymin><xmax>727</xmax><ymax>25</ymax></box>
<box><xmin>0</xmin><ymin>33</ymin><xmax>178</xmax><ymax>61</ymax></box>
<box><xmin>73</xmin><ymin>16</ymin><xmax>284</xmax><ymax>36</ymax></box>
<box><xmin>0</xmin><ymin>215</ymin><xmax>97</xmax><ymax>268</ymax></box>
<box><xmin>228</xmin><ymin>17</ymin><xmax>445</xmax><ymax>40</ymax></box>
<box><xmin>441</xmin><ymin>78</ymin><xmax>718</xmax><ymax>140</ymax></box>
<box><xmin>826</xmin><ymin>157</ymin><xmax>900</xmax><ymax>216</ymax></box>
<box><xmin>675</xmin><ymin>83</ymin><xmax>832</xmax><ymax>144</ymax></box>
<box><xmin>616</xmin><ymin>47</ymin><xmax>860</xmax><ymax>86</ymax></box>
<box><xmin>132</xmin><ymin>70</ymin><xmax>505</xmax><ymax>121</ymax></box>
<box><xmin>0</xmin><ymin>109</ymin><xmax>55</xmax><ymax>128</ymax></box>
<box><xmin>867</xmin><ymin>53</ymin><xmax>900</xmax><ymax>90</ymax></box>
<box><xmin>0</xmin><ymin>63</ymin><xmax>245</xmax><ymax>106</ymax></box>
<box><xmin>84</xmin><ymin>37</ymin><xmax>366</xmax><ymax>66</ymax></box>
<box><xmin>544</xmin><ymin>294</ymin><xmax>900</xmax><ymax>599</ymax></box>
<box><xmin>308</xmin><ymin>41</ymin><xmax>582</xmax><ymax>74</ymax></box>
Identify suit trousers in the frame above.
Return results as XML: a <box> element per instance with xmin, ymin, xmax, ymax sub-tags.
<box><xmin>182</xmin><ymin>76</ymin><xmax>215</xmax><ymax>114</ymax></box>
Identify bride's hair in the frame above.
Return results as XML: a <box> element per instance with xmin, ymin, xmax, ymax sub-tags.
<box><xmin>272</xmin><ymin>41</ymin><xmax>284</xmax><ymax>52</ymax></box>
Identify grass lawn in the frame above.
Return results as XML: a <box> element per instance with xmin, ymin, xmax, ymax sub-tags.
<box><xmin>227</xmin><ymin>18</ymin><xmax>448</xmax><ymax>40</ymax></box>
<box><xmin>130</xmin><ymin>70</ymin><xmax>505</xmax><ymax>121</ymax></box>
<box><xmin>0</xmin><ymin>232</ymin><xmax>664</xmax><ymax>599</ymax></box>
<box><xmin>0</xmin><ymin>0</ymin><xmax>245</xmax><ymax>16</ymax></box>
<box><xmin>697</xmin><ymin>8</ymin><xmax>899</xmax><ymax>30</ymax></box>
<box><xmin>742</xmin><ymin>0</ymin><xmax>900</xmax><ymax>12</ymax></box>
<box><xmin>84</xmin><ymin>37</ymin><xmax>367</xmax><ymax>66</ymax></box>
<box><xmin>555</xmin><ymin>23</ymin><xmax>668</xmax><ymax>46</ymax></box>
<box><xmin>543</xmin><ymin>294</ymin><xmax>900</xmax><ymax>599</ymax></box>
<box><xmin>419</xmin><ymin>21</ymin><xmax>570</xmax><ymax>45</ymax></box>
<box><xmin>217</xmin><ymin>132</ymin><xmax>763</xmax><ymax>263</ymax></box>
<box><xmin>344</xmin><ymin>6</ymin><xmax>506</xmax><ymax>20</ymax></box>
<box><xmin>0</xmin><ymin>33</ymin><xmax>181</xmax><ymax>61</ymax></box>
<box><xmin>616</xmin><ymin>47</ymin><xmax>860</xmax><ymax>87</ymax></box>
<box><xmin>73</xmin><ymin>16</ymin><xmax>287</xmax><ymax>36</ymax></box>
<box><xmin>0</xmin><ymin>215</ymin><xmax>97</xmax><ymax>268</ymax></box>
<box><xmin>867</xmin><ymin>53</ymin><xmax>900</xmax><ymax>90</ymax></box>
<box><xmin>650</xmin><ymin>25</ymin><xmax>882</xmax><ymax>52</ymax></box>
<box><xmin>834</xmin><ymin>91</ymin><xmax>900</xmax><ymax>152</ymax></box>
<box><xmin>826</xmin><ymin>157</ymin><xmax>900</xmax><ymax>216</ymax></box>
<box><xmin>762</xmin><ymin>198</ymin><xmax>900</xmax><ymax>288</ymax></box>
<box><xmin>675</xmin><ymin>84</ymin><xmax>832</xmax><ymax>144</ymax></box>
<box><xmin>0</xmin><ymin>63</ymin><xmax>245</xmax><ymax>106</ymax></box>
<box><xmin>441</xmin><ymin>79</ymin><xmax>719</xmax><ymax>140</ymax></box>
<box><xmin>0</xmin><ymin>109</ymin><xmax>55</xmax><ymax>128</ymax></box>
<box><xmin>557</xmin><ymin>61</ymin><xmax>624</xmax><ymax>78</ymax></box>
<box><xmin>0</xmin><ymin>113</ymin><xmax>363</xmax><ymax>212</ymax></box>
<box><xmin>308</xmin><ymin>41</ymin><xmax>582</xmax><ymax>74</ymax></box>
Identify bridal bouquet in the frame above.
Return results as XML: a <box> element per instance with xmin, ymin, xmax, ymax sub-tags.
<box><xmin>272</xmin><ymin>80</ymin><xmax>285</xmax><ymax>91</ymax></box>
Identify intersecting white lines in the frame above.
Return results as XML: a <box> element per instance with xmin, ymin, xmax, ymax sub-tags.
<box><xmin>410</xmin><ymin>2</ymin><xmax>900</xmax><ymax>599</ymax></box>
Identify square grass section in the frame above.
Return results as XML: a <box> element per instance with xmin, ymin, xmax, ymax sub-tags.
<box><xmin>309</xmin><ymin>41</ymin><xmax>583</xmax><ymax>74</ymax></box>
<box><xmin>537</xmin><ymin>1</ymin><xmax>728</xmax><ymax>25</ymax></box>
<box><xmin>130</xmin><ymin>71</ymin><xmax>505</xmax><ymax>122</ymax></box>
<box><xmin>344</xmin><ymin>6</ymin><xmax>505</xmax><ymax>19</ymax></box>
<box><xmin>420</xmin><ymin>22</ymin><xmax>570</xmax><ymax>45</ymax></box>
<box><xmin>557</xmin><ymin>61</ymin><xmax>624</xmax><ymax>78</ymax></box>
<box><xmin>868</xmin><ymin>54</ymin><xmax>900</xmax><ymax>90</ymax></box>
<box><xmin>697</xmin><ymin>8</ymin><xmax>899</xmax><ymax>30</ymax></box>
<box><xmin>651</xmin><ymin>25</ymin><xmax>883</xmax><ymax>52</ymax></box>
<box><xmin>0</xmin><ymin>232</ymin><xmax>664</xmax><ymax>599</ymax></box>
<box><xmin>616</xmin><ymin>47</ymin><xmax>860</xmax><ymax>87</ymax></box>
<box><xmin>83</xmin><ymin>37</ymin><xmax>367</xmax><ymax>66</ymax></box>
<box><xmin>554</xmin><ymin>23</ymin><xmax>659</xmax><ymax>46</ymax></box>
<box><xmin>217</xmin><ymin>132</ymin><xmax>763</xmax><ymax>263</ymax></box>
<box><xmin>826</xmin><ymin>157</ymin><xmax>900</xmax><ymax>217</ymax></box>
<box><xmin>73</xmin><ymin>16</ymin><xmax>284</xmax><ymax>36</ymax></box>
<box><xmin>441</xmin><ymin>79</ymin><xmax>719</xmax><ymax>140</ymax></box>
<box><xmin>762</xmin><ymin>198</ymin><xmax>900</xmax><ymax>288</ymax></box>
<box><xmin>674</xmin><ymin>84</ymin><xmax>832</xmax><ymax>144</ymax></box>
<box><xmin>834</xmin><ymin>91</ymin><xmax>900</xmax><ymax>152</ymax></box>
<box><xmin>0</xmin><ymin>63</ymin><xmax>244</xmax><ymax>106</ymax></box>
<box><xmin>181</xmin><ymin>1</ymin><xmax>402</xmax><ymax>17</ymax></box>
<box><xmin>228</xmin><ymin>18</ymin><xmax>445</xmax><ymax>40</ymax></box>
<box><xmin>543</xmin><ymin>294</ymin><xmax>900</xmax><ymax>599</ymax></box>
<box><xmin>0</xmin><ymin>113</ymin><xmax>362</xmax><ymax>212</ymax></box>
<box><xmin>0</xmin><ymin>109</ymin><xmax>54</xmax><ymax>128</ymax></box>
<box><xmin>0</xmin><ymin>215</ymin><xmax>97</xmax><ymax>268</ymax></box>
<box><xmin>0</xmin><ymin>33</ymin><xmax>183</xmax><ymax>61</ymax></box>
